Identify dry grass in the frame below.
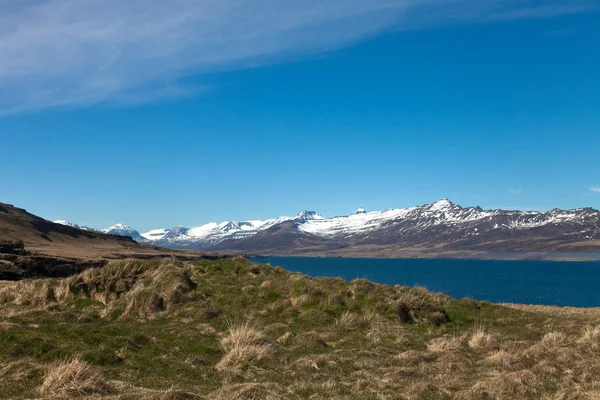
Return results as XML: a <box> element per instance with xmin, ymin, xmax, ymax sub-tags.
<box><xmin>0</xmin><ymin>360</ymin><xmax>42</xmax><ymax>381</ymax></box>
<box><xmin>216</xmin><ymin>320</ymin><xmax>271</xmax><ymax>372</ymax></box>
<box><xmin>335</xmin><ymin>311</ymin><xmax>365</xmax><ymax>332</ymax></box>
<box><xmin>260</xmin><ymin>280</ymin><xmax>273</xmax><ymax>289</ymax></box>
<box><xmin>468</xmin><ymin>326</ymin><xmax>495</xmax><ymax>349</ymax></box>
<box><xmin>467</xmin><ymin>370</ymin><xmax>541</xmax><ymax>400</ymax></box>
<box><xmin>503</xmin><ymin>303</ymin><xmax>600</xmax><ymax>319</ymax></box>
<box><xmin>0</xmin><ymin>259</ymin><xmax>196</xmax><ymax>321</ymax></box>
<box><xmin>396</xmin><ymin>350</ymin><xmax>437</xmax><ymax>364</ymax></box>
<box><xmin>40</xmin><ymin>357</ymin><xmax>116</xmax><ymax>397</ymax></box>
<box><xmin>578</xmin><ymin>325</ymin><xmax>600</xmax><ymax>347</ymax></box>
<box><xmin>208</xmin><ymin>382</ymin><xmax>281</xmax><ymax>400</ymax></box>
<box><xmin>365</xmin><ymin>320</ymin><xmax>385</xmax><ymax>345</ymax></box>
<box><xmin>276</xmin><ymin>331</ymin><xmax>295</xmax><ymax>345</ymax></box>
<box><xmin>361</xmin><ymin>307</ymin><xmax>378</xmax><ymax>324</ymax></box>
<box><xmin>483</xmin><ymin>350</ymin><xmax>517</xmax><ymax>368</ymax></box>
<box><xmin>541</xmin><ymin>331</ymin><xmax>567</xmax><ymax>347</ymax></box>
<box><xmin>427</xmin><ymin>334</ymin><xmax>466</xmax><ymax>352</ymax></box>
<box><xmin>0</xmin><ymin>280</ymin><xmax>53</xmax><ymax>307</ymax></box>
<box><xmin>290</xmin><ymin>293</ymin><xmax>312</xmax><ymax>307</ymax></box>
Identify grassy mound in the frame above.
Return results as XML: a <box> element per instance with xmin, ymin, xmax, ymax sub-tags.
<box><xmin>0</xmin><ymin>257</ymin><xmax>599</xmax><ymax>399</ymax></box>
<box><xmin>40</xmin><ymin>357</ymin><xmax>116</xmax><ymax>397</ymax></box>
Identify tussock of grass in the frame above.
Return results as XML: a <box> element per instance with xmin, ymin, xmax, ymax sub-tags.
<box><xmin>483</xmin><ymin>349</ymin><xmax>517</xmax><ymax>368</ymax></box>
<box><xmin>0</xmin><ymin>259</ymin><xmax>196</xmax><ymax>321</ymax></box>
<box><xmin>0</xmin><ymin>280</ymin><xmax>54</xmax><ymax>307</ymax></box>
<box><xmin>216</xmin><ymin>320</ymin><xmax>271</xmax><ymax>373</ymax></box>
<box><xmin>578</xmin><ymin>325</ymin><xmax>600</xmax><ymax>347</ymax></box>
<box><xmin>335</xmin><ymin>311</ymin><xmax>365</xmax><ymax>332</ymax></box>
<box><xmin>361</xmin><ymin>307</ymin><xmax>377</xmax><ymax>323</ymax></box>
<box><xmin>216</xmin><ymin>344</ymin><xmax>271</xmax><ymax>373</ymax></box>
<box><xmin>468</xmin><ymin>326</ymin><xmax>495</xmax><ymax>349</ymax></box>
<box><xmin>427</xmin><ymin>334</ymin><xmax>466</xmax><ymax>352</ymax></box>
<box><xmin>541</xmin><ymin>331</ymin><xmax>567</xmax><ymax>348</ymax></box>
<box><xmin>40</xmin><ymin>357</ymin><xmax>116</xmax><ymax>397</ymax></box>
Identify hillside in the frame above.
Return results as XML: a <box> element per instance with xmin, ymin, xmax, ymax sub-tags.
<box><xmin>1</xmin><ymin>257</ymin><xmax>599</xmax><ymax>399</ymax></box>
<box><xmin>0</xmin><ymin>202</ymin><xmax>145</xmax><ymax>258</ymax></box>
<box><xmin>0</xmin><ymin>202</ymin><xmax>224</xmax><ymax>279</ymax></box>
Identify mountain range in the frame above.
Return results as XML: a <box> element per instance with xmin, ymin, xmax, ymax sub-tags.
<box><xmin>54</xmin><ymin>199</ymin><xmax>600</xmax><ymax>258</ymax></box>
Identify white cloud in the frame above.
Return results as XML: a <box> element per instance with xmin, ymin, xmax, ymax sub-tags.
<box><xmin>508</xmin><ymin>188</ymin><xmax>523</xmax><ymax>195</ymax></box>
<box><xmin>590</xmin><ymin>187</ymin><xmax>600</xmax><ymax>193</ymax></box>
<box><xmin>0</xmin><ymin>0</ymin><xmax>594</xmax><ymax>114</ymax></box>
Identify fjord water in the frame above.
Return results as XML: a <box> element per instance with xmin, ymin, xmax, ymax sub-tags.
<box><xmin>251</xmin><ymin>257</ymin><xmax>600</xmax><ymax>307</ymax></box>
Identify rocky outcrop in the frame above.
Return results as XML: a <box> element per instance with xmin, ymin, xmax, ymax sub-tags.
<box><xmin>0</xmin><ymin>260</ymin><xmax>24</xmax><ymax>280</ymax></box>
<box><xmin>0</xmin><ymin>240</ymin><xmax>108</xmax><ymax>281</ymax></box>
<box><xmin>0</xmin><ymin>253</ymin><xmax>109</xmax><ymax>281</ymax></box>
<box><xmin>0</xmin><ymin>240</ymin><xmax>27</xmax><ymax>255</ymax></box>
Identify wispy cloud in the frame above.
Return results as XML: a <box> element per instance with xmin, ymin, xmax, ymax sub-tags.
<box><xmin>485</xmin><ymin>3</ymin><xmax>595</xmax><ymax>21</ymax></box>
<box><xmin>0</xmin><ymin>0</ymin><xmax>594</xmax><ymax>115</ymax></box>
<box><xmin>590</xmin><ymin>186</ymin><xmax>600</xmax><ymax>193</ymax></box>
<box><xmin>508</xmin><ymin>188</ymin><xmax>523</xmax><ymax>195</ymax></box>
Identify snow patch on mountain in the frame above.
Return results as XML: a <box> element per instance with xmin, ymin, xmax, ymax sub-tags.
<box><xmin>155</xmin><ymin>215</ymin><xmax>296</xmax><ymax>247</ymax></box>
<box><xmin>298</xmin><ymin>207</ymin><xmax>416</xmax><ymax>237</ymax></box>
<box><xmin>53</xmin><ymin>220</ymin><xmax>93</xmax><ymax>231</ymax></box>
<box><xmin>427</xmin><ymin>198</ymin><xmax>455</xmax><ymax>212</ymax></box>
<box><xmin>141</xmin><ymin>228</ymin><xmax>170</xmax><ymax>241</ymax></box>
<box><xmin>102</xmin><ymin>224</ymin><xmax>148</xmax><ymax>242</ymax></box>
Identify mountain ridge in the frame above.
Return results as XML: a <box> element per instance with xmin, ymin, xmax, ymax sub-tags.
<box><xmin>53</xmin><ymin>199</ymin><xmax>600</xmax><ymax>257</ymax></box>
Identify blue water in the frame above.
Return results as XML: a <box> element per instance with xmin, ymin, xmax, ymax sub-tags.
<box><xmin>250</xmin><ymin>257</ymin><xmax>600</xmax><ymax>307</ymax></box>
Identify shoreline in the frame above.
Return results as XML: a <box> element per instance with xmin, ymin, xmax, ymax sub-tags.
<box><xmin>503</xmin><ymin>303</ymin><xmax>600</xmax><ymax>315</ymax></box>
<box><xmin>249</xmin><ymin>252</ymin><xmax>600</xmax><ymax>263</ymax></box>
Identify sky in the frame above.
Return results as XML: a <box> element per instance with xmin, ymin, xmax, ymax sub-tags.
<box><xmin>0</xmin><ymin>0</ymin><xmax>599</xmax><ymax>231</ymax></box>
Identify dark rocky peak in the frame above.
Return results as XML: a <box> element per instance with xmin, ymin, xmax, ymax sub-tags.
<box><xmin>220</xmin><ymin>222</ymin><xmax>240</xmax><ymax>232</ymax></box>
<box><xmin>162</xmin><ymin>225</ymin><xmax>189</xmax><ymax>239</ymax></box>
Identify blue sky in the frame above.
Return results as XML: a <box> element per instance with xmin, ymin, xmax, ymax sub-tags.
<box><xmin>0</xmin><ymin>0</ymin><xmax>599</xmax><ymax>231</ymax></box>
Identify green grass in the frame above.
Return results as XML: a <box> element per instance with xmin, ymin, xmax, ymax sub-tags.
<box><xmin>1</xmin><ymin>257</ymin><xmax>599</xmax><ymax>399</ymax></box>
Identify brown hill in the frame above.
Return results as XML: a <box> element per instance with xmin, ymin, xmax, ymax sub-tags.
<box><xmin>0</xmin><ymin>202</ymin><xmax>223</xmax><ymax>279</ymax></box>
<box><xmin>0</xmin><ymin>202</ymin><xmax>158</xmax><ymax>258</ymax></box>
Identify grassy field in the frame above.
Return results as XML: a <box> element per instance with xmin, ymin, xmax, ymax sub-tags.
<box><xmin>1</xmin><ymin>257</ymin><xmax>599</xmax><ymax>399</ymax></box>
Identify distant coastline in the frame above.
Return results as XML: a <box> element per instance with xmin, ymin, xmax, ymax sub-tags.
<box><xmin>249</xmin><ymin>251</ymin><xmax>600</xmax><ymax>263</ymax></box>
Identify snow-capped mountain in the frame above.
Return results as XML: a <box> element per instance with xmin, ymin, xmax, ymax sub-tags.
<box><xmin>56</xmin><ymin>199</ymin><xmax>600</xmax><ymax>255</ymax></box>
<box><xmin>150</xmin><ymin>215</ymin><xmax>298</xmax><ymax>248</ymax></box>
<box><xmin>102</xmin><ymin>224</ymin><xmax>148</xmax><ymax>243</ymax></box>
<box><xmin>209</xmin><ymin>199</ymin><xmax>600</xmax><ymax>254</ymax></box>
<box><xmin>140</xmin><ymin>228</ymin><xmax>170</xmax><ymax>241</ymax></box>
<box><xmin>294</xmin><ymin>198</ymin><xmax>600</xmax><ymax>241</ymax></box>
<box><xmin>53</xmin><ymin>220</ymin><xmax>93</xmax><ymax>231</ymax></box>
